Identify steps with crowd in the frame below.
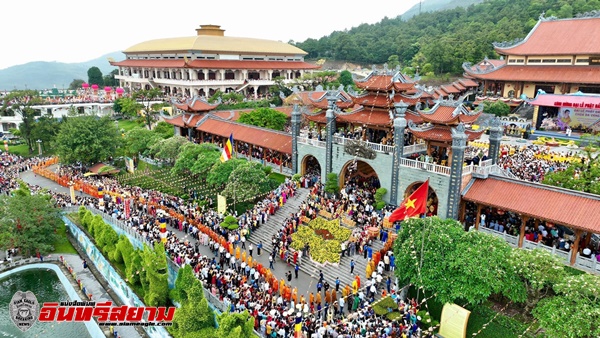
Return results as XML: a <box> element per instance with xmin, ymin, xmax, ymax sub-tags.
<box><xmin>247</xmin><ymin>187</ymin><xmax>392</xmax><ymax>292</ymax></box>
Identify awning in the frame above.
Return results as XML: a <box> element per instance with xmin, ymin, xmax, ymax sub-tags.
<box><xmin>529</xmin><ymin>93</ymin><xmax>600</xmax><ymax>109</ymax></box>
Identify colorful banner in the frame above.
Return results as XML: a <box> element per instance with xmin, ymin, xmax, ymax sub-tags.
<box><xmin>125</xmin><ymin>198</ymin><xmax>131</xmax><ymax>219</ymax></box>
<box><xmin>125</xmin><ymin>157</ymin><xmax>135</xmax><ymax>173</ymax></box>
<box><xmin>558</xmin><ymin>107</ymin><xmax>600</xmax><ymax>128</ymax></box>
<box><xmin>217</xmin><ymin>194</ymin><xmax>227</xmax><ymax>214</ymax></box>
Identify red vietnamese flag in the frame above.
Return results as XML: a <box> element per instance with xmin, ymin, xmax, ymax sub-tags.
<box><xmin>389</xmin><ymin>180</ymin><xmax>429</xmax><ymax>222</ymax></box>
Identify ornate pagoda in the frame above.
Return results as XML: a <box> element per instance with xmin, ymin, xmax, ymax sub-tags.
<box><xmin>408</xmin><ymin>96</ymin><xmax>484</xmax><ymax>165</ymax></box>
<box><xmin>164</xmin><ymin>96</ymin><xmax>220</xmax><ymax>139</ymax></box>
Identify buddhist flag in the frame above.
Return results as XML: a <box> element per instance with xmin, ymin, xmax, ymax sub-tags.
<box><xmin>220</xmin><ymin>133</ymin><xmax>234</xmax><ymax>163</ymax></box>
<box><xmin>389</xmin><ymin>180</ymin><xmax>429</xmax><ymax>222</ymax></box>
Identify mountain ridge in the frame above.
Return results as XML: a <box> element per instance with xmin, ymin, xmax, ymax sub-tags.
<box><xmin>0</xmin><ymin>51</ymin><xmax>124</xmax><ymax>91</ymax></box>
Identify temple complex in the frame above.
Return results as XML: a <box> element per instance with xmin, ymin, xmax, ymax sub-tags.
<box><xmin>110</xmin><ymin>24</ymin><xmax>319</xmax><ymax>98</ymax></box>
<box><xmin>463</xmin><ymin>14</ymin><xmax>600</xmax><ymax>129</ymax></box>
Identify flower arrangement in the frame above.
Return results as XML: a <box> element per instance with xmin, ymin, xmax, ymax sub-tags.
<box><xmin>290</xmin><ymin>217</ymin><xmax>352</xmax><ymax>264</ymax></box>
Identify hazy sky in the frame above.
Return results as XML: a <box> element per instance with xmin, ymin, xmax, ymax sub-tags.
<box><xmin>0</xmin><ymin>0</ymin><xmax>421</xmax><ymax>70</ymax></box>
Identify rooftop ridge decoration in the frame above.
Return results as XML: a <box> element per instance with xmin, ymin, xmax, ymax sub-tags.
<box><xmin>334</xmin><ymin>105</ymin><xmax>365</xmax><ymax>116</ymax></box>
<box><xmin>492</xmin><ymin>16</ymin><xmax>544</xmax><ymax>50</ymax></box>
<box><xmin>462</xmin><ymin>61</ymin><xmax>506</xmax><ymax>75</ymax></box>
<box><xmin>575</xmin><ymin>9</ymin><xmax>600</xmax><ymax>18</ymax></box>
<box><xmin>407</xmin><ymin>120</ymin><xmax>436</xmax><ymax>132</ymax></box>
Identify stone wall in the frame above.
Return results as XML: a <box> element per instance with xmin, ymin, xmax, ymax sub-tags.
<box><xmin>298</xmin><ymin>143</ymin><xmax>453</xmax><ymax>218</ymax></box>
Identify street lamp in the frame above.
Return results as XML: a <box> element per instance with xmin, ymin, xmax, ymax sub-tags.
<box><xmin>36</xmin><ymin>139</ymin><xmax>42</xmax><ymax>156</ymax></box>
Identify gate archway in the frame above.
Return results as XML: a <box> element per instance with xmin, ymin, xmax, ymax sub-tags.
<box><xmin>340</xmin><ymin>160</ymin><xmax>380</xmax><ymax>189</ymax></box>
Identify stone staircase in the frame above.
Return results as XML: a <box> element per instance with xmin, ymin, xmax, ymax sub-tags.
<box><xmin>247</xmin><ymin>188</ymin><xmax>391</xmax><ymax>291</ymax></box>
<box><xmin>247</xmin><ymin>188</ymin><xmax>309</xmax><ymax>255</ymax></box>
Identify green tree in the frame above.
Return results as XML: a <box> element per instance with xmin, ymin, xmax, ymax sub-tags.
<box><xmin>172</xmin><ymin>143</ymin><xmax>220</xmax><ymax>176</ymax></box>
<box><xmin>222</xmin><ymin>162</ymin><xmax>274</xmax><ymax>206</ymax></box>
<box><xmin>133</xmin><ymin>88</ymin><xmax>164</xmax><ymax>130</ymax></box>
<box><xmin>123</xmin><ymin>127</ymin><xmax>162</xmax><ymax>157</ymax></box>
<box><xmin>30</xmin><ymin>113</ymin><xmax>62</xmax><ymax>153</ymax></box>
<box><xmin>115</xmin><ymin>97</ymin><xmax>144</xmax><ymax>118</ymax></box>
<box><xmin>387</xmin><ymin>55</ymin><xmax>400</xmax><ymax>69</ymax></box>
<box><xmin>170</xmin><ymin>282</ymin><xmax>216</xmax><ymax>337</ymax></box>
<box><xmin>0</xmin><ymin>90</ymin><xmax>43</xmax><ymax>154</ymax></box>
<box><xmin>153</xmin><ymin>121</ymin><xmax>175</xmax><ymax>139</ymax></box>
<box><xmin>69</xmin><ymin>79</ymin><xmax>85</xmax><ymax>90</ymax></box>
<box><xmin>533</xmin><ymin>273</ymin><xmax>600</xmax><ymax>338</ymax></box>
<box><xmin>102</xmin><ymin>69</ymin><xmax>119</xmax><ymax>87</ymax></box>
<box><xmin>141</xmin><ymin>243</ymin><xmax>169</xmax><ymax>307</ymax></box>
<box><xmin>170</xmin><ymin>265</ymin><xmax>199</xmax><ymax>303</ymax></box>
<box><xmin>338</xmin><ymin>70</ymin><xmax>354</xmax><ymax>88</ymax></box>
<box><xmin>393</xmin><ymin>217</ymin><xmax>525</xmax><ymax>305</ymax></box>
<box><xmin>54</xmin><ymin>116</ymin><xmax>120</xmax><ymax>165</ymax></box>
<box><xmin>207</xmin><ymin>158</ymin><xmax>244</xmax><ymax>188</ymax></box>
<box><xmin>237</xmin><ymin>107</ymin><xmax>288</xmax><ymax>131</ymax></box>
<box><xmin>324</xmin><ymin>173</ymin><xmax>340</xmax><ymax>195</ymax></box>
<box><xmin>220</xmin><ymin>215</ymin><xmax>239</xmax><ymax>231</ymax></box>
<box><xmin>508</xmin><ymin>249</ymin><xmax>565</xmax><ymax>312</ymax></box>
<box><xmin>483</xmin><ymin>101</ymin><xmax>511</xmax><ymax>117</ymax></box>
<box><xmin>87</xmin><ymin>67</ymin><xmax>104</xmax><ymax>86</ymax></box>
<box><xmin>215</xmin><ymin>311</ymin><xmax>257</xmax><ymax>338</ymax></box>
<box><xmin>0</xmin><ymin>182</ymin><xmax>62</xmax><ymax>256</ymax></box>
<box><xmin>148</xmin><ymin>136</ymin><xmax>189</xmax><ymax>164</ymax></box>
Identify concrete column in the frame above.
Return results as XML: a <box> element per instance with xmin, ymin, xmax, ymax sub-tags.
<box><xmin>219</xmin><ymin>70</ymin><xmax>225</xmax><ymax>80</ymax></box>
<box><xmin>268</xmin><ymin>70</ymin><xmax>273</xmax><ymax>80</ymax></box>
<box><xmin>325</xmin><ymin>95</ymin><xmax>337</xmax><ymax>178</ymax></box>
<box><xmin>390</xmin><ymin>101</ymin><xmax>408</xmax><ymax>206</ymax></box>
<box><xmin>446</xmin><ymin>123</ymin><xmax>468</xmax><ymax>219</ymax></box>
<box><xmin>291</xmin><ymin>104</ymin><xmax>301</xmax><ymax>174</ymax></box>
<box><xmin>488</xmin><ymin>117</ymin><xmax>503</xmax><ymax>165</ymax></box>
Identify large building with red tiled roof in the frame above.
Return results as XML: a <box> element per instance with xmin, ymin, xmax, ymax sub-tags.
<box><xmin>463</xmin><ymin>15</ymin><xmax>600</xmax><ymax>99</ymax></box>
<box><xmin>110</xmin><ymin>24</ymin><xmax>319</xmax><ymax>98</ymax></box>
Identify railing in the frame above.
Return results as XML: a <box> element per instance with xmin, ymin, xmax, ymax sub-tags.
<box><xmin>479</xmin><ymin>227</ymin><xmax>519</xmax><ymax>247</ymax></box>
<box><xmin>462</xmin><ymin>164</ymin><xmax>474</xmax><ymax>175</ymax></box>
<box><xmin>0</xmin><ymin>255</ymin><xmax>60</xmax><ymax>272</ymax></box>
<box><xmin>139</xmin><ymin>155</ymin><xmax>167</xmax><ymax>168</ymax></box>
<box><xmin>398</xmin><ymin>157</ymin><xmax>451</xmax><ymax>176</ymax></box>
<box><xmin>480</xmin><ymin>158</ymin><xmax>493</xmax><ymax>167</ymax></box>
<box><xmin>297</xmin><ymin>136</ymin><xmax>326</xmax><ymax>148</ymax></box>
<box><xmin>575</xmin><ymin>255</ymin><xmax>600</xmax><ymax>274</ymax></box>
<box><xmin>403</xmin><ymin>143</ymin><xmax>427</xmax><ymax>155</ymax></box>
<box><xmin>332</xmin><ymin>135</ymin><xmax>395</xmax><ymax>153</ymax></box>
<box><xmin>480</xmin><ymin>227</ymin><xmax>600</xmax><ymax>274</ymax></box>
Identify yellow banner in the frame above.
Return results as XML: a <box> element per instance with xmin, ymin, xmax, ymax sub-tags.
<box><xmin>125</xmin><ymin>157</ymin><xmax>135</xmax><ymax>173</ymax></box>
<box><xmin>70</xmin><ymin>185</ymin><xmax>76</xmax><ymax>204</ymax></box>
<box><xmin>439</xmin><ymin>303</ymin><xmax>471</xmax><ymax>338</ymax></box>
<box><xmin>217</xmin><ymin>194</ymin><xmax>227</xmax><ymax>214</ymax></box>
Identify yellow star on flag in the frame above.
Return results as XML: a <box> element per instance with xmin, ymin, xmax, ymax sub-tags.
<box><xmin>404</xmin><ymin>198</ymin><xmax>416</xmax><ymax>209</ymax></box>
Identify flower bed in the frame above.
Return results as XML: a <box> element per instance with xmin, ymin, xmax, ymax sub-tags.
<box><xmin>290</xmin><ymin>217</ymin><xmax>352</xmax><ymax>264</ymax></box>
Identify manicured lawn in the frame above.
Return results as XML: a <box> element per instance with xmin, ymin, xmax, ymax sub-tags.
<box><xmin>136</xmin><ymin>159</ymin><xmax>160</xmax><ymax>171</ymax></box>
<box><xmin>51</xmin><ymin>223</ymin><xmax>78</xmax><ymax>254</ymax></box>
<box><xmin>7</xmin><ymin>143</ymin><xmax>56</xmax><ymax>157</ymax></box>
<box><xmin>7</xmin><ymin>144</ymin><xmax>31</xmax><ymax>157</ymax></box>
<box><xmin>118</xmin><ymin>119</ymin><xmax>144</xmax><ymax>132</ymax></box>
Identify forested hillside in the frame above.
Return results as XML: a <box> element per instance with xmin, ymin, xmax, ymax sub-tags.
<box><xmin>295</xmin><ymin>0</ymin><xmax>600</xmax><ymax>75</ymax></box>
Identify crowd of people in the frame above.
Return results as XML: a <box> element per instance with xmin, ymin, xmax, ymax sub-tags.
<box><xmin>1</xmin><ymin>154</ymin><xmax>433</xmax><ymax>337</ymax></box>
